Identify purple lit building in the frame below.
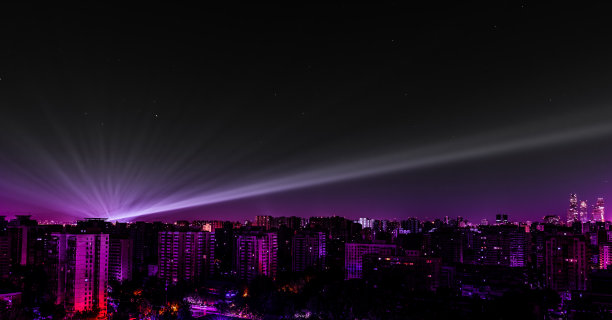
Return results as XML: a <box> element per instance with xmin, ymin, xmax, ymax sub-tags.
<box><xmin>568</xmin><ymin>193</ymin><xmax>579</xmax><ymax>224</ymax></box>
<box><xmin>356</xmin><ymin>218</ymin><xmax>375</xmax><ymax>229</ymax></box>
<box><xmin>600</xmin><ymin>242</ymin><xmax>612</xmax><ymax>270</ymax></box>
<box><xmin>52</xmin><ymin>232</ymin><xmax>109</xmax><ymax>318</ymax></box>
<box><xmin>234</xmin><ymin>232</ymin><xmax>278</xmax><ymax>281</ymax></box>
<box><xmin>254</xmin><ymin>216</ymin><xmax>273</xmax><ymax>230</ymax></box>
<box><xmin>0</xmin><ymin>216</ymin><xmax>8</xmax><ymax>279</ymax></box>
<box><xmin>158</xmin><ymin>231</ymin><xmax>214</xmax><ymax>285</ymax></box>
<box><xmin>344</xmin><ymin>243</ymin><xmax>396</xmax><ymax>279</ymax></box>
<box><xmin>593</xmin><ymin>198</ymin><xmax>605</xmax><ymax>222</ymax></box>
<box><xmin>579</xmin><ymin>201</ymin><xmax>589</xmax><ymax>223</ymax></box>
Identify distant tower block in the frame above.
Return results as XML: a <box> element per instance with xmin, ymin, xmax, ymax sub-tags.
<box><xmin>495</xmin><ymin>214</ymin><xmax>508</xmax><ymax>224</ymax></box>
<box><xmin>568</xmin><ymin>193</ymin><xmax>579</xmax><ymax>223</ymax></box>
<box><xmin>580</xmin><ymin>200</ymin><xmax>589</xmax><ymax>222</ymax></box>
<box><xmin>593</xmin><ymin>198</ymin><xmax>605</xmax><ymax>222</ymax></box>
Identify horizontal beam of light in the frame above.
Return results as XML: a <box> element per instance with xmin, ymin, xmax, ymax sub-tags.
<box><xmin>107</xmin><ymin>117</ymin><xmax>612</xmax><ymax>220</ymax></box>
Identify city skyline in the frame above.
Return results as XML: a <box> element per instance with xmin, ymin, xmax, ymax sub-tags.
<box><xmin>0</xmin><ymin>194</ymin><xmax>608</xmax><ymax>228</ymax></box>
<box><xmin>3</xmin><ymin>193</ymin><xmax>612</xmax><ymax>318</ymax></box>
<box><xmin>5</xmin><ymin>2</ymin><xmax>612</xmax><ymax>319</ymax></box>
<box><xmin>0</xmin><ymin>191</ymin><xmax>610</xmax><ymax>224</ymax></box>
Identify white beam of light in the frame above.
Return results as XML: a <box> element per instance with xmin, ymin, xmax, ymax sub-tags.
<box><xmin>108</xmin><ymin>117</ymin><xmax>612</xmax><ymax>221</ymax></box>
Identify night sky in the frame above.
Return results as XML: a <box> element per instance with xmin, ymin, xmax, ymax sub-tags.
<box><xmin>1</xmin><ymin>2</ymin><xmax>612</xmax><ymax>222</ymax></box>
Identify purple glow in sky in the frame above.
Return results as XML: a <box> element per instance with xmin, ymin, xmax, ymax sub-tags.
<box><xmin>0</xmin><ymin>110</ymin><xmax>611</xmax><ymax>222</ymax></box>
<box><xmin>5</xmin><ymin>4</ymin><xmax>612</xmax><ymax>222</ymax></box>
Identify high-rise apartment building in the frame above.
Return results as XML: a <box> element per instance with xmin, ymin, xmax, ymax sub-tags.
<box><xmin>53</xmin><ymin>232</ymin><xmax>109</xmax><ymax>318</ymax></box>
<box><xmin>108</xmin><ymin>236</ymin><xmax>133</xmax><ymax>283</ymax></box>
<box><xmin>254</xmin><ymin>216</ymin><xmax>273</xmax><ymax>230</ymax></box>
<box><xmin>309</xmin><ymin>216</ymin><xmax>363</xmax><ymax>271</ymax></box>
<box><xmin>580</xmin><ymin>201</ymin><xmax>589</xmax><ymax>223</ymax></box>
<box><xmin>0</xmin><ymin>216</ymin><xmax>8</xmax><ymax>280</ymax></box>
<box><xmin>593</xmin><ymin>198</ymin><xmax>605</xmax><ymax>222</ymax></box>
<box><xmin>292</xmin><ymin>232</ymin><xmax>326</xmax><ymax>272</ymax></box>
<box><xmin>130</xmin><ymin>221</ymin><xmax>162</xmax><ymax>272</ymax></box>
<box><xmin>568</xmin><ymin>193</ymin><xmax>579</xmax><ymax>223</ymax></box>
<box><xmin>158</xmin><ymin>231</ymin><xmax>215</xmax><ymax>285</ymax></box>
<box><xmin>400</xmin><ymin>218</ymin><xmax>421</xmax><ymax>234</ymax></box>
<box><xmin>203</xmin><ymin>232</ymin><xmax>216</xmax><ymax>278</ymax></box>
<box><xmin>234</xmin><ymin>232</ymin><xmax>278</xmax><ymax>281</ymax></box>
<box><xmin>545</xmin><ymin>235</ymin><xmax>587</xmax><ymax>291</ymax></box>
<box><xmin>7</xmin><ymin>215</ymin><xmax>45</xmax><ymax>266</ymax></box>
<box><xmin>474</xmin><ymin>225</ymin><xmax>528</xmax><ymax>267</ymax></box>
<box><xmin>356</xmin><ymin>218</ymin><xmax>375</xmax><ymax>229</ymax></box>
<box><xmin>600</xmin><ymin>242</ymin><xmax>612</xmax><ymax>270</ymax></box>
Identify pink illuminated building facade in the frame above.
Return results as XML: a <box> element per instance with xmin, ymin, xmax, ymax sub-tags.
<box><xmin>53</xmin><ymin>232</ymin><xmax>109</xmax><ymax>318</ymax></box>
<box><xmin>594</xmin><ymin>198</ymin><xmax>605</xmax><ymax>222</ymax></box>
<box><xmin>235</xmin><ymin>232</ymin><xmax>278</xmax><ymax>281</ymax></box>
<box><xmin>580</xmin><ymin>201</ymin><xmax>589</xmax><ymax>222</ymax></box>
<box><xmin>600</xmin><ymin>242</ymin><xmax>612</xmax><ymax>270</ymax></box>
<box><xmin>566</xmin><ymin>194</ymin><xmax>605</xmax><ymax>223</ymax></box>
<box><xmin>568</xmin><ymin>194</ymin><xmax>579</xmax><ymax>223</ymax></box>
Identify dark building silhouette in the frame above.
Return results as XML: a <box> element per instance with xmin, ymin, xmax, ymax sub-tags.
<box><xmin>545</xmin><ymin>234</ymin><xmax>588</xmax><ymax>291</ymax></box>
<box><xmin>363</xmin><ymin>254</ymin><xmax>441</xmax><ymax>292</ymax></box>
<box><xmin>292</xmin><ymin>231</ymin><xmax>326</xmax><ymax>272</ymax></box>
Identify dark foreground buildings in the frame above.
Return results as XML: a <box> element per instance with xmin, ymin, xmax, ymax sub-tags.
<box><xmin>2</xmin><ymin>197</ymin><xmax>612</xmax><ymax>319</ymax></box>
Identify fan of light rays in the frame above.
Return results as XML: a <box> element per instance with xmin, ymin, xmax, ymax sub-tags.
<box><xmin>0</xmin><ymin>106</ymin><xmax>611</xmax><ymax>221</ymax></box>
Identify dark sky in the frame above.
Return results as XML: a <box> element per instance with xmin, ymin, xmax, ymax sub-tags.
<box><xmin>1</xmin><ymin>2</ymin><xmax>612</xmax><ymax>222</ymax></box>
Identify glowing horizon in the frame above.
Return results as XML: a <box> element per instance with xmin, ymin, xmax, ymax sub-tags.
<box><xmin>106</xmin><ymin>118</ymin><xmax>612</xmax><ymax>220</ymax></box>
<box><xmin>1</xmin><ymin>110</ymin><xmax>612</xmax><ymax>221</ymax></box>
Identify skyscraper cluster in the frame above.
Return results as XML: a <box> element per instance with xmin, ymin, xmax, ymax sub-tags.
<box><xmin>567</xmin><ymin>194</ymin><xmax>605</xmax><ymax>224</ymax></box>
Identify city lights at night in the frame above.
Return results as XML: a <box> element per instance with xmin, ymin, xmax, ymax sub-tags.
<box><xmin>3</xmin><ymin>2</ymin><xmax>612</xmax><ymax>319</ymax></box>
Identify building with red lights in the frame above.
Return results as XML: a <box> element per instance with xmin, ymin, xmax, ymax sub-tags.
<box><xmin>53</xmin><ymin>232</ymin><xmax>109</xmax><ymax>318</ymax></box>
